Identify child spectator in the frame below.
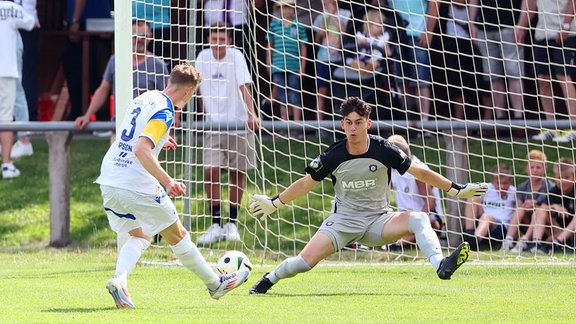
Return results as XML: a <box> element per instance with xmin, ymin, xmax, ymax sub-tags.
<box><xmin>346</xmin><ymin>9</ymin><xmax>392</xmax><ymax>76</ymax></box>
<box><xmin>266</xmin><ymin>0</ymin><xmax>308</xmax><ymax>122</ymax></box>
<box><xmin>312</xmin><ymin>0</ymin><xmax>350</xmax><ymax>120</ymax></box>
<box><xmin>530</xmin><ymin>158</ymin><xmax>576</xmax><ymax>254</ymax></box>
<box><xmin>464</xmin><ymin>163</ymin><xmax>517</xmax><ymax>250</ymax></box>
<box><xmin>388</xmin><ymin>135</ymin><xmax>445</xmax><ymax>248</ymax></box>
<box><xmin>502</xmin><ymin>150</ymin><xmax>555</xmax><ymax>252</ymax></box>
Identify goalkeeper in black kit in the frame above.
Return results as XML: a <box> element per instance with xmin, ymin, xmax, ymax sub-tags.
<box><xmin>249</xmin><ymin>97</ymin><xmax>488</xmax><ymax>295</ymax></box>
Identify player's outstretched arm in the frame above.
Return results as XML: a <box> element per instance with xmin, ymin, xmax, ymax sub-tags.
<box><xmin>407</xmin><ymin>161</ymin><xmax>488</xmax><ymax>199</ymax></box>
<box><xmin>446</xmin><ymin>182</ymin><xmax>488</xmax><ymax>198</ymax></box>
<box><xmin>250</xmin><ymin>174</ymin><xmax>319</xmax><ymax>219</ymax></box>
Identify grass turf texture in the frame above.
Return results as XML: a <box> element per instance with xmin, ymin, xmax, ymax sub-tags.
<box><xmin>0</xmin><ymin>250</ymin><xmax>574</xmax><ymax>323</ymax></box>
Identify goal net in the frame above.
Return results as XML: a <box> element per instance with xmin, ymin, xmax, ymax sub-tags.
<box><xmin>120</xmin><ymin>0</ymin><xmax>576</xmax><ymax>264</ymax></box>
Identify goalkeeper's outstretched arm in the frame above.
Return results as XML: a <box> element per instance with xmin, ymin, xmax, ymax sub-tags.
<box><xmin>250</xmin><ymin>174</ymin><xmax>319</xmax><ymax>219</ymax></box>
<box><xmin>407</xmin><ymin>161</ymin><xmax>488</xmax><ymax>199</ymax></box>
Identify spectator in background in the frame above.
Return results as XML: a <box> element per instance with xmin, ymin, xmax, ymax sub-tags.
<box><xmin>388</xmin><ymin>135</ymin><xmax>445</xmax><ymax>248</ymax></box>
<box><xmin>266</xmin><ymin>0</ymin><xmax>308</xmax><ymax>122</ymax></box>
<box><xmin>530</xmin><ymin>158</ymin><xmax>575</xmax><ymax>254</ymax></box>
<box><xmin>0</xmin><ymin>1</ymin><xmax>34</xmax><ymax>179</ymax></box>
<box><xmin>469</xmin><ymin>0</ymin><xmax>525</xmax><ymax>122</ymax></box>
<box><xmin>12</xmin><ymin>21</ymin><xmax>34</xmax><ymax>159</ymax></box>
<box><xmin>201</xmin><ymin>0</ymin><xmax>266</xmax><ymax>67</ymax></box>
<box><xmin>516</xmin><ymin>0</ymin><xmax>576</xmax><ymax>143</ymax></box>
<box><xmin>346</xmin><ymin>9</ymin><xmax>393</xmax><ymax>76</ymax></box>
<box><xmin>74</xmin><ymin>20</ymin><xmax>169</xmax><ymax>131</ymax></box>
<box><xmin>195</xmin><ymin>22</ymin><xmax>260</xmax><ymax>246</ymax></box>
<box><xmin>501</xmin><ymin>149</ymin><xmax>555</xmax><ymax>253</ymax></box>
<box><xmin>132</xmin><ymin>0</ymin><xmax>178</xmax><ymax>69</ymax></box>
<box><xmin>312</xmin><ymin>0</ymin><xmax>350</xmax><ymax>120</ymax></box>
<box><xmin>441</xmin><ymin>0</ymin><xmax>488</xmax><ymax>120</ymax></box>
<box><xmin>19</xmin><ymin>0</ymin><xmax>40</xmax><ymax>123</ymax></box>
<box><xmin>463</xmin><ymin>163</ymin><xmax>517</xmax><ymax>251</ymax></box>
<box><xmin>386</xmin><ymin>0</ymin><xmax>439</xmax><ymax>125</ymax></box>
<box><xmin>63</xmin><ymin>0</ymin><xmax>111</xmax><ymax>121</ymax></box>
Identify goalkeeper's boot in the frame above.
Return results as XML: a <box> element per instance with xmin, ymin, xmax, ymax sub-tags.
<box><xmin>106</xmin><ymin>272</ymin><xmax>135</xmax><ymax>309</ymax></box>
<box><xmin>437</xmin><ymin>242</ymin><xmax>470</xmax><ymax>280</ymax></box>
<box><xmin>249</xmin><ymin>272</ymin><xmax>274</xmax><ymax>294</ymax></box>
<box><xmin>209</xmin><ymin>268</ymin><xmax>250</xmax><ymax>300</ymax></box>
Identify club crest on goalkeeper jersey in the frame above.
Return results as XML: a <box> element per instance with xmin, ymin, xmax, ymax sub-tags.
<box><xmin>305</xmin><ymin>135</ymin><xmax>412</xmax><ymax>216</ymax></box>
<box><xmin>95</xmin><ymin>90</ymin><xmax>174</xmax><ymax>195</ymax></box>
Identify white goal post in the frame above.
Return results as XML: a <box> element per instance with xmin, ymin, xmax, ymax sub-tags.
<box><xmin>117</xmin><ymin>0</ymin><xmax>576</xmax><ymax>263</ymax></box>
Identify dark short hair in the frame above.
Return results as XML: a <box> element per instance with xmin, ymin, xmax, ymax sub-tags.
<box><xmin>339</xmin><ymin>97</ymin><xmax>372</xmax><ymax>118</ymax></box>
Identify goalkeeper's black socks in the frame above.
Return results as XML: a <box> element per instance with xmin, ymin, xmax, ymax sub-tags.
<box><xmin>211</xmin><ymin>204</ymin><xmax>221</xmax><ymax>225</ymax></box>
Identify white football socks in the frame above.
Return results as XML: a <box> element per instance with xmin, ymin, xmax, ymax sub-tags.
<box><xmin>170</xmin><ymin>233</ymin><xmax>220</xmax><ymax>290</ymax></box>
<box><xmin>408</xmin><ymin>212</ymin><xmax>443</xmax><ymax>270</ymax></box>
<box><xmin>114</xmin><ymin>236</ymin><xmax>150</xmax><ymax>278</ymax></box>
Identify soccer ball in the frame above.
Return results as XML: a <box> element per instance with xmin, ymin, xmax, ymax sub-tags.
<box><xmin>216</xmin><ymin>250</ymin><xmax>252</xmax><ymax>275</ymax></box>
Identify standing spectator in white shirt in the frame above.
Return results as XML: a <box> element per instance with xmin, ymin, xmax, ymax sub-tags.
<box><xmin>0</xmin><ymin>1</ymin><xmax>34</xmax><ymax>179</ymax></box>
<box><xmin>195</xmin><ymin>22</ymin><xmax>260</xmax><ymax>246</ymax></box>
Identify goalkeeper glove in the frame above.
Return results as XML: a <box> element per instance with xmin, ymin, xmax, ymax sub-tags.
<box><xmin>249</xmin><ymin>194</ymin><xmax>285</xmax><ymax>219</ymax></box>
<box><xmin>446</xmin><ymin>182</ymin><xmax>488</xmax><ymax>198</ymax></box>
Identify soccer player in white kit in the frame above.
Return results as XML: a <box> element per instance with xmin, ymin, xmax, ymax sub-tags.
<box><xmin>249</xmin><ymin>97</ymin><xmax>488</xmax><ymax>294</ymax></box>
<box><xmin>95</xmin><ymin>63</ymin><xmax>249</xmax><ymax>308</ymax></box>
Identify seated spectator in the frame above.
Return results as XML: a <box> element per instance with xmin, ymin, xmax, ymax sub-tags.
<box><xmin>501</xmin><ymin>150</ymin><xmax>555</xmax><ymax>252</ymax></box>
<box><xmin>464</xmin><ymin>163</ymin><xmax>516</xmax><ymax>250</ymax></box>
<box><xmin>74</xmin><ymin>20</ymin><xmax>169</xmax><ymax>131</ymax></box>
<box><xmin>266</xmin><ymin>0</ymin><xmax>308</xmax><ymax>122</ymax></box>
<box><xmin>345</xmin><ymin>9</ymin><xmax>392</xmax><ymax>76</ymax></box>
<box><xmin>530</xmin><ymin>158</ymin><xmax>576</xmax><ymax>254</ymax></box>
<box><xmin>387</xmin><ymin>135</ymin><xmax>445</xmax><ymax>248</ymax></box>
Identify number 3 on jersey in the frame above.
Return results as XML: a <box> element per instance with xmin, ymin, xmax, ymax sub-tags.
<box><xmin>121</xmin><ymin>107</ymin><xmax>142</xmax><ymax>141</ymax></box>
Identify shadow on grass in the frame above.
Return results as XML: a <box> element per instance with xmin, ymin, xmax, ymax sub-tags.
<box><xmin>42</xmin><ymin>307</ymin><xmax>117</xmax><ymax>313</ymax></box>
<box><xmin>256</xmin><ymin>291</ymin><xmax>442</xmax><ymax>298</ymax></box>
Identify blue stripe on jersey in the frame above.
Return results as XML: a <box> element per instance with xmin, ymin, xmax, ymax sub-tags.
<box><xmin>104</xmin><ymin>207</ymin><xmax>136</xmax><ymax>220</ymax></box>
<box><xmin>151</xmin><ymin>108</ymin><xmax>174</xmax><ymax>128</ymax></box>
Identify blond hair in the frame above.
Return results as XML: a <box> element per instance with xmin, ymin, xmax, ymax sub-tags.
<box><xmin>169</xmin><ymin>63</ymin><xmax>202</xmax><ymax>88</ymax></box>
<box><xmin>527</xmin><ymin>149</ymin><xmax>547</xmax><ymax>162</ymax></box>
<box><xmin>387</xmin><ymin>134</ymin><xmax>411</xmax><ymax>156</ymax></box>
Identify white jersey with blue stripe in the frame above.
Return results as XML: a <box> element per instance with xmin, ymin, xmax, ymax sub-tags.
<box><xmin>95</xmin><ymin>90</ymin><xmax>174</xmax><ymax>195</ymax></box>
<box><xmin>305</xmin><ymin>135</ymin><xmax>412</xmax><ymax>217</ymax></box>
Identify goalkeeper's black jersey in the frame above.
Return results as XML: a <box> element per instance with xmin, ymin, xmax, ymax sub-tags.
<box><xmin>305</xmin><ymin>135</ymin><xmax>412</xmax><ymax>216</ymax></box>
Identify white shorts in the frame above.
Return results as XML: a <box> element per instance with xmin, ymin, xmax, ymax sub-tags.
<box><xmin>0</xmin><ymin>78</ymin><xmax>16</xmax><ymax>121</ymax></box>
<box><xmin>100</xmin><ymin>185</ymin><xmax>179</xmax><ymax>237</ymax></box>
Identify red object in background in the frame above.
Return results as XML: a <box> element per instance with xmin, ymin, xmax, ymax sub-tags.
<box><xmin>89</xmin><ymin>96</ymin><xmax>115</xmax><ymax>121</ymax></box>
<box><xmin>38</xmin><ymin>93</ymin><xmax>55</xmax><ymax>121</ymax></box>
